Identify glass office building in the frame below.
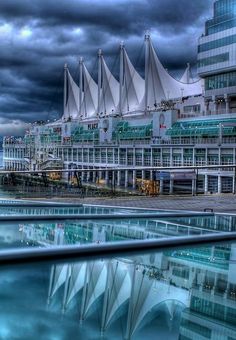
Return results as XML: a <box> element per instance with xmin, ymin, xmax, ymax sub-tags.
<box><xmin>198</xmin><ymin>0</ymin><xmax>236</xmax><ymax>113</ymax></box>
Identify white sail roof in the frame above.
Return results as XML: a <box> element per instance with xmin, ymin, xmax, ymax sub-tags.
<box><xmin>180</xmin><ymin>63</ymin><xmax>195</xmax><ymax>84</ymax></box>
<box><xmin>119</xmin><ymin>49</ymin><xmax>145</xmax><ymax>113</ymax></box>
<box><xmin>142</xmin><ymin>38</ymin><xmax>202</xmax><ymax>110</ymax></box>
<box><xmin>63</xmin><ymin>263</ymin><xmax>86</xmax><ymax>309</ymax></box>
<box><xmin>80</xmin><ymin>260</ymin><xmax>107</xmax><ymax>319</ymax></box>
<box><xmin>99</xmin><ymin>56</ymin><xmax>119</xmax><ymax>115</ymax></box>
<box><xmin>62</xmin><ymin>69</ymin><xmax>81</xmax><ymax>120</ymax></box>
<box><xmin>80</xmin><ymin>63</ymin><xmax>98</xmax><ymax>118</ymax></box>
<box><xmin>101</xmin><ymin>261</ymin><xmax>132</xmax><ymax>331</ymax></box>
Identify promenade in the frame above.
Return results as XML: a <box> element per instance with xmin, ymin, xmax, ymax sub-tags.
<box><xmin>31</xmin><ymin>194</ymin><xmax>236</xmax><ymax>213</ymax></box>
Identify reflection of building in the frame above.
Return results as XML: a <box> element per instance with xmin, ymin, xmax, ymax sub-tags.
<box><xmin>46</xmin><ymin>243</ymin><xmax>236</xmax><ymax>339</ymax></box>
<box><xmin>21</xmin><ymin>216</ymin><xmax>224</xmax><ymax>246</ymax></box>
<box><xmin>178</xmin><ymin>243</ymin><xmax>236</xmax><ymax>339</ymax></box>
<box><xmin>3</xmin><ymin>0</ymin><xmax>236</xmax><ymax>195</ymax></box>
<box><xmin>47</xmin><ymin>258</ymin><xmax>189</xmax><ymax>339</ymax></box>
<box><xmin>16</xmin><ymin>210</ymin><xmax>236</xmax><ymax>338</ymax></box>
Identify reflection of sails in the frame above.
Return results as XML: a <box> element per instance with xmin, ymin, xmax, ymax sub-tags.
<box><xmin>47</xmin><ymin>258</ymin><xmax>189</xmax><ymax>338</ymax></box>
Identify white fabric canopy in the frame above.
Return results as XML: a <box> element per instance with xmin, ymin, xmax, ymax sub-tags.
<box><xmin>99</xmin><ymin>56</ymin><xmax>119</xmax><ymax>115</ymax></box>
<box><xmin>119</xmin><ymin>49</ymin><xmax>145</xmax><ymax>113</ymax></box>
<box><xmin>62</xmin><ymin>69</ymin><xmax>81</xmax><ymax>120</ymax></box>
<box><xmin>80</xmin><ymin>63</ymin><xmax>98</xmax><ymax>118</ymax></box>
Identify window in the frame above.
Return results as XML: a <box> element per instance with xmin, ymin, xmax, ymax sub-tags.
<box><xmin>198</xmin><ymin>34</ymin><xmax>236</xmax><ymax>53</ymax></box>
<box><xmin>205</xmin><ymin>71</ymin><xmax>236</xmax><ymax>90</ymax></box>
<box><xmin>198</xmin><ymin>53</ymin><xmax>229</xmax><ymax>68</ymax></box>
<box><xmin>183</xmin><ymin>105</ymin><xmax>201</xmax><ymax>113</ymax></box>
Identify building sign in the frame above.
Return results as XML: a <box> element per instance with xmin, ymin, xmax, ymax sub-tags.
<box><xmin>171</xmin><ymin>171</ymin><xmax>196</xmax><ymax>180</ymax></box>
<box><xmin>155</xmin><ymin>171</ymin><xmax>171</xmax><ymax>180</ymax></box>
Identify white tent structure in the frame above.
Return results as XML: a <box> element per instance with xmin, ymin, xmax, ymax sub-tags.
<box><xmin>62</xmin><ymin>33</ymin><xmax>203</xmax><ymax>120</ymax></box>
<box><xmin>62</xmin><ymin>66</ymin><xmax>82</xmax><ymax>120</ymax></box>
<box><xmin>180</xmin><ymin>63</ymin><xmax>195</xmax><ymax>84</ymax></box>
<box><xmin>142</xmin><ymin>34</ymin><xmax>202</xmax><ymax>110</ymax></box>
<box><xmin>98</xmin><ymin>53</ymin><xmax>120</xmax><ymax>116</ymax></box>
<box><xmin>80</xmin><ymin>61</ymin><xmax>98</xmax><ymax>119</ymax></box>
<box><xmin>118</xmin><ymin>44</ymin><xmax>145</xmax><ymax>114</ymax></box>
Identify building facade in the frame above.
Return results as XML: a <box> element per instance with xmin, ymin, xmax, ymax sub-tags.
<box><xmin>3</xmin><ymin>0</ymin><xmax>236</xmax><ymax>194</ymax></box>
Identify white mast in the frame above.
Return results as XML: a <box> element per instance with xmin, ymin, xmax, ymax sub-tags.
<box><xmin>144</xmin><ymin>31</ymin><xmax>150</xmax><ymax>113</ymax></box>
<box><xmin>186</xmin><ymin>63</ymin><xmax>190</xmax><ymax>84</ymax></box>
<box><xmin>79</xmin><ymin>57</ymin><xmax>83</xmax><ymax>118</ymax></box>
<box><xmin>119</xmin><ymin>41</ymin><xmax>124</xmax><ymax>115</ymax></box>
<box><xmin>97</xmin><ymin>49</ymin><xmax>102</xmax><ymax>115</ymax></box>
<box><xmin>63</xmin><ymin>63</ymin><xmax>68</xmax><ymax>118</ymax></box>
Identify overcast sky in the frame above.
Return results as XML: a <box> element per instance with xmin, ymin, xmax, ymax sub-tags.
<box><xmin>0</xmin><ymin>0</ymin><xmax>214</xmax><ymax>136</ymax></box>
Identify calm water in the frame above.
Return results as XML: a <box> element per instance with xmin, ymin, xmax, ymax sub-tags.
<box><xmin>0</xmin><ymin>242</ymin><xmax>235</xmax><ymax>339</ymax></box>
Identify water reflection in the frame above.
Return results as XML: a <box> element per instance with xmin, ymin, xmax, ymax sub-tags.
<box><xmin>0</xmin><ymin>243</ymin><xmax>235</xmax><ymax>339</ymax></box>
<box><xmin>47</xmin><ymin>243</ymin><xmax>236</xmax><ymax>339</ymax></box>
<box><xmin>0</xmin><ymin>205</ymin><xmax>166</xmax><ymax>217</ymax></box>
<box><xmin>18</xmin><ymin>217</ymin><xmax>214</xmax><ymax>248</ymax></box>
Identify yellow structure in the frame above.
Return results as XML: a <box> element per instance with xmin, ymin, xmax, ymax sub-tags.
<box><xmin>136</xmin><ymin>179</ymin><xmax>160</xmax><ymax>196</ymax></box>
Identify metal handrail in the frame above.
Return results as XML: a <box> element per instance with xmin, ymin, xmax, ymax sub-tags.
<box><xmin>0</xmin><ymin>212</ymin><xmax>214</xmax><ymax>222</ymax></box>
<box><xmin>0</xmin><ymin>232</ymin><xmax>235</xmax><ymax>265</ymax></box>
<box><xmin>1</xmin><ymin>164</ymin><xmax>236</xmax><ymax>173</ymax></box>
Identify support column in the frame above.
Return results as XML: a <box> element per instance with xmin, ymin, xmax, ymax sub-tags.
<box><xmin>132</xmin><ymin>170</ymin><xmax>136</xmax><ymax>189</ymax></box>
<box><xmin>81</xmin><ymin>168</ymin><xmax>85</xmax><ymax>181</ymax></box>
<box><xmin>93</xmin><ymin>169</ymin><xmax>96</xmax><ymax>183</ymax></box>
<box><xmin>193</xmin><ymin>148</ymin><xmax>195</xmax><ymax>166</ymax></box>
<box><xmin>160</xmin><ymin>179</ymin><xmax>164</xmax><ymax>195</ymax></box>
<box><xmin>170</xmin><ymin>148</ymin><xmax>173</xmax><ymax>166</ymax></box>
<box><xmin>233</xmin><ymin>175</ymin><xmax>235</xmax><ymax>195</ymax></box>
<box><xmin>169</xmin><ymin>179</ymin><xmax>174</xmax><ymax>194</ymax></box>
<box><xmin>204</xmin><ymin>174</ymin><xmax>208</xmax><ymax>194</ymax></box>
<box><xmin>105</xmin><ymin>170</ymin><xmax>109</xmax><ymax>185</ymax></box>
<box><xmin>224</xmin><ymin>94</ymin><xmax>229</xmax><ymax>114</ymax></box>
<box><xmin>213</xmin><ymin>95</ymin><xmax>217</xmax><ymax>114</ymax></box>
<box><xmin>142</xmin><ymin>170</ymin><xmax>145</xmax><ymax>181</ymax></box>
<box><xmin>125</xmin><ymin>170</ymin><xmax>128</xmax><ymax>188</ymax></box>
<box><xmin>99</xmin><ymin>171</ymin><xmax>102</xmax><ymax>183</ymax></box>
<box><xmin>218</xmin><ymin>175</ymin><xmax>222</xmax><ymax>194</ymax></box>
<box><xmin>150</xmin><ymin>170</ymin><xmax>153</xmax><ymax>181</ymax></box>
<box><xmin>117</xmin><ymin>171</ymin><xmax>121</xmax><ymax>186</ymax></box>
<box><xmin>192</xmin><ymin>178</ymin><xmax>196</xmax><ymax>196</ymax></box>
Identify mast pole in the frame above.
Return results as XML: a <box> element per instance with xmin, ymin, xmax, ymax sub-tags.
<box><xmin>63</xmin><ymin>63</ymin><xmax>68</xmax><ymax>118</ymax></box>
<box><xmin>79</xmin><ymin>57</ymin><xmax>83</xmax><ymax>118</ymax></box>
<box><xmin>97</xmin><ymin>49</ymin><xmax>102</xmax><ymax>116</ymax></box>
<box><xmin>145</xmin><ymin>31</ymin><xmax>150</xmax><ymax>113</ymax></box>
<box><xmin>119</xmin><ymin>41</ymin><xmax>124</xmax><ymax>115</ymax></box>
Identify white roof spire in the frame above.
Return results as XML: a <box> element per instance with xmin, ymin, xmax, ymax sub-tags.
<box><xmin>80</xmin><ymin>62</ymin><xmax>98</xmax><ymax>118</ymax></box>
<box><xmin>119</xmin><ymin>47</ymin><xmax>145</xmax><ymax>113</ymax></box>
<box><xmin>141</xmin><ymin>36</ymin><xmax>202</xmax><ymax>110</ymax></box>
<box><xmin>180</xmin><ymin>63</ymin><xmax>196</xmax><ymax>84</ymax></box>
<box><xmin>99</xmin><ymin>55</ymin><xmax>119</xmax><ymax>115</ymax></box>
<box><xmin>62</xmin><ymin>68</ymin><xmax>81</xmax><ymax>120</ymax></box>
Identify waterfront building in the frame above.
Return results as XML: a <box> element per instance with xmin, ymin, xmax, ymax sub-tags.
<box><xmin>3</xmin><ymin>0</ymin><xmax>236</xmax><ymax>194</ymax></box>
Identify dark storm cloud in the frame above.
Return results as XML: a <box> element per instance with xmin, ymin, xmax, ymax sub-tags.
<box><xmin>0</xmin><ymin>0</ymin><xmax>212</xmax><ymax>135</ymax></box>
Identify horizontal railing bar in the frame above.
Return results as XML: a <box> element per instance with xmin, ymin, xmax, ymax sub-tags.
<box><xmin>0</xmin><ymin>212</ymin><xmax>214</xmax><ymax>222</ymax></box>
<box><xmin>0</xmin><ymin>232</ymin><xmax>235</xmax><ymax>265</ymax></box>
<box><xmin>0</xmin><ymin>202</ymin><xmax>83</xmax><ymax>208</ymax></box>
<box><xmin>0</xmin><ymin>164</ymin><xmax>236</xmax><ymax>174</ymax></box>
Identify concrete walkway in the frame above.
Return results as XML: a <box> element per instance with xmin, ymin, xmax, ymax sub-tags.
<box><xmin>29</xmin><ymin>194</ymin><xmax>236</xmax><ymax>213</ymax></box>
